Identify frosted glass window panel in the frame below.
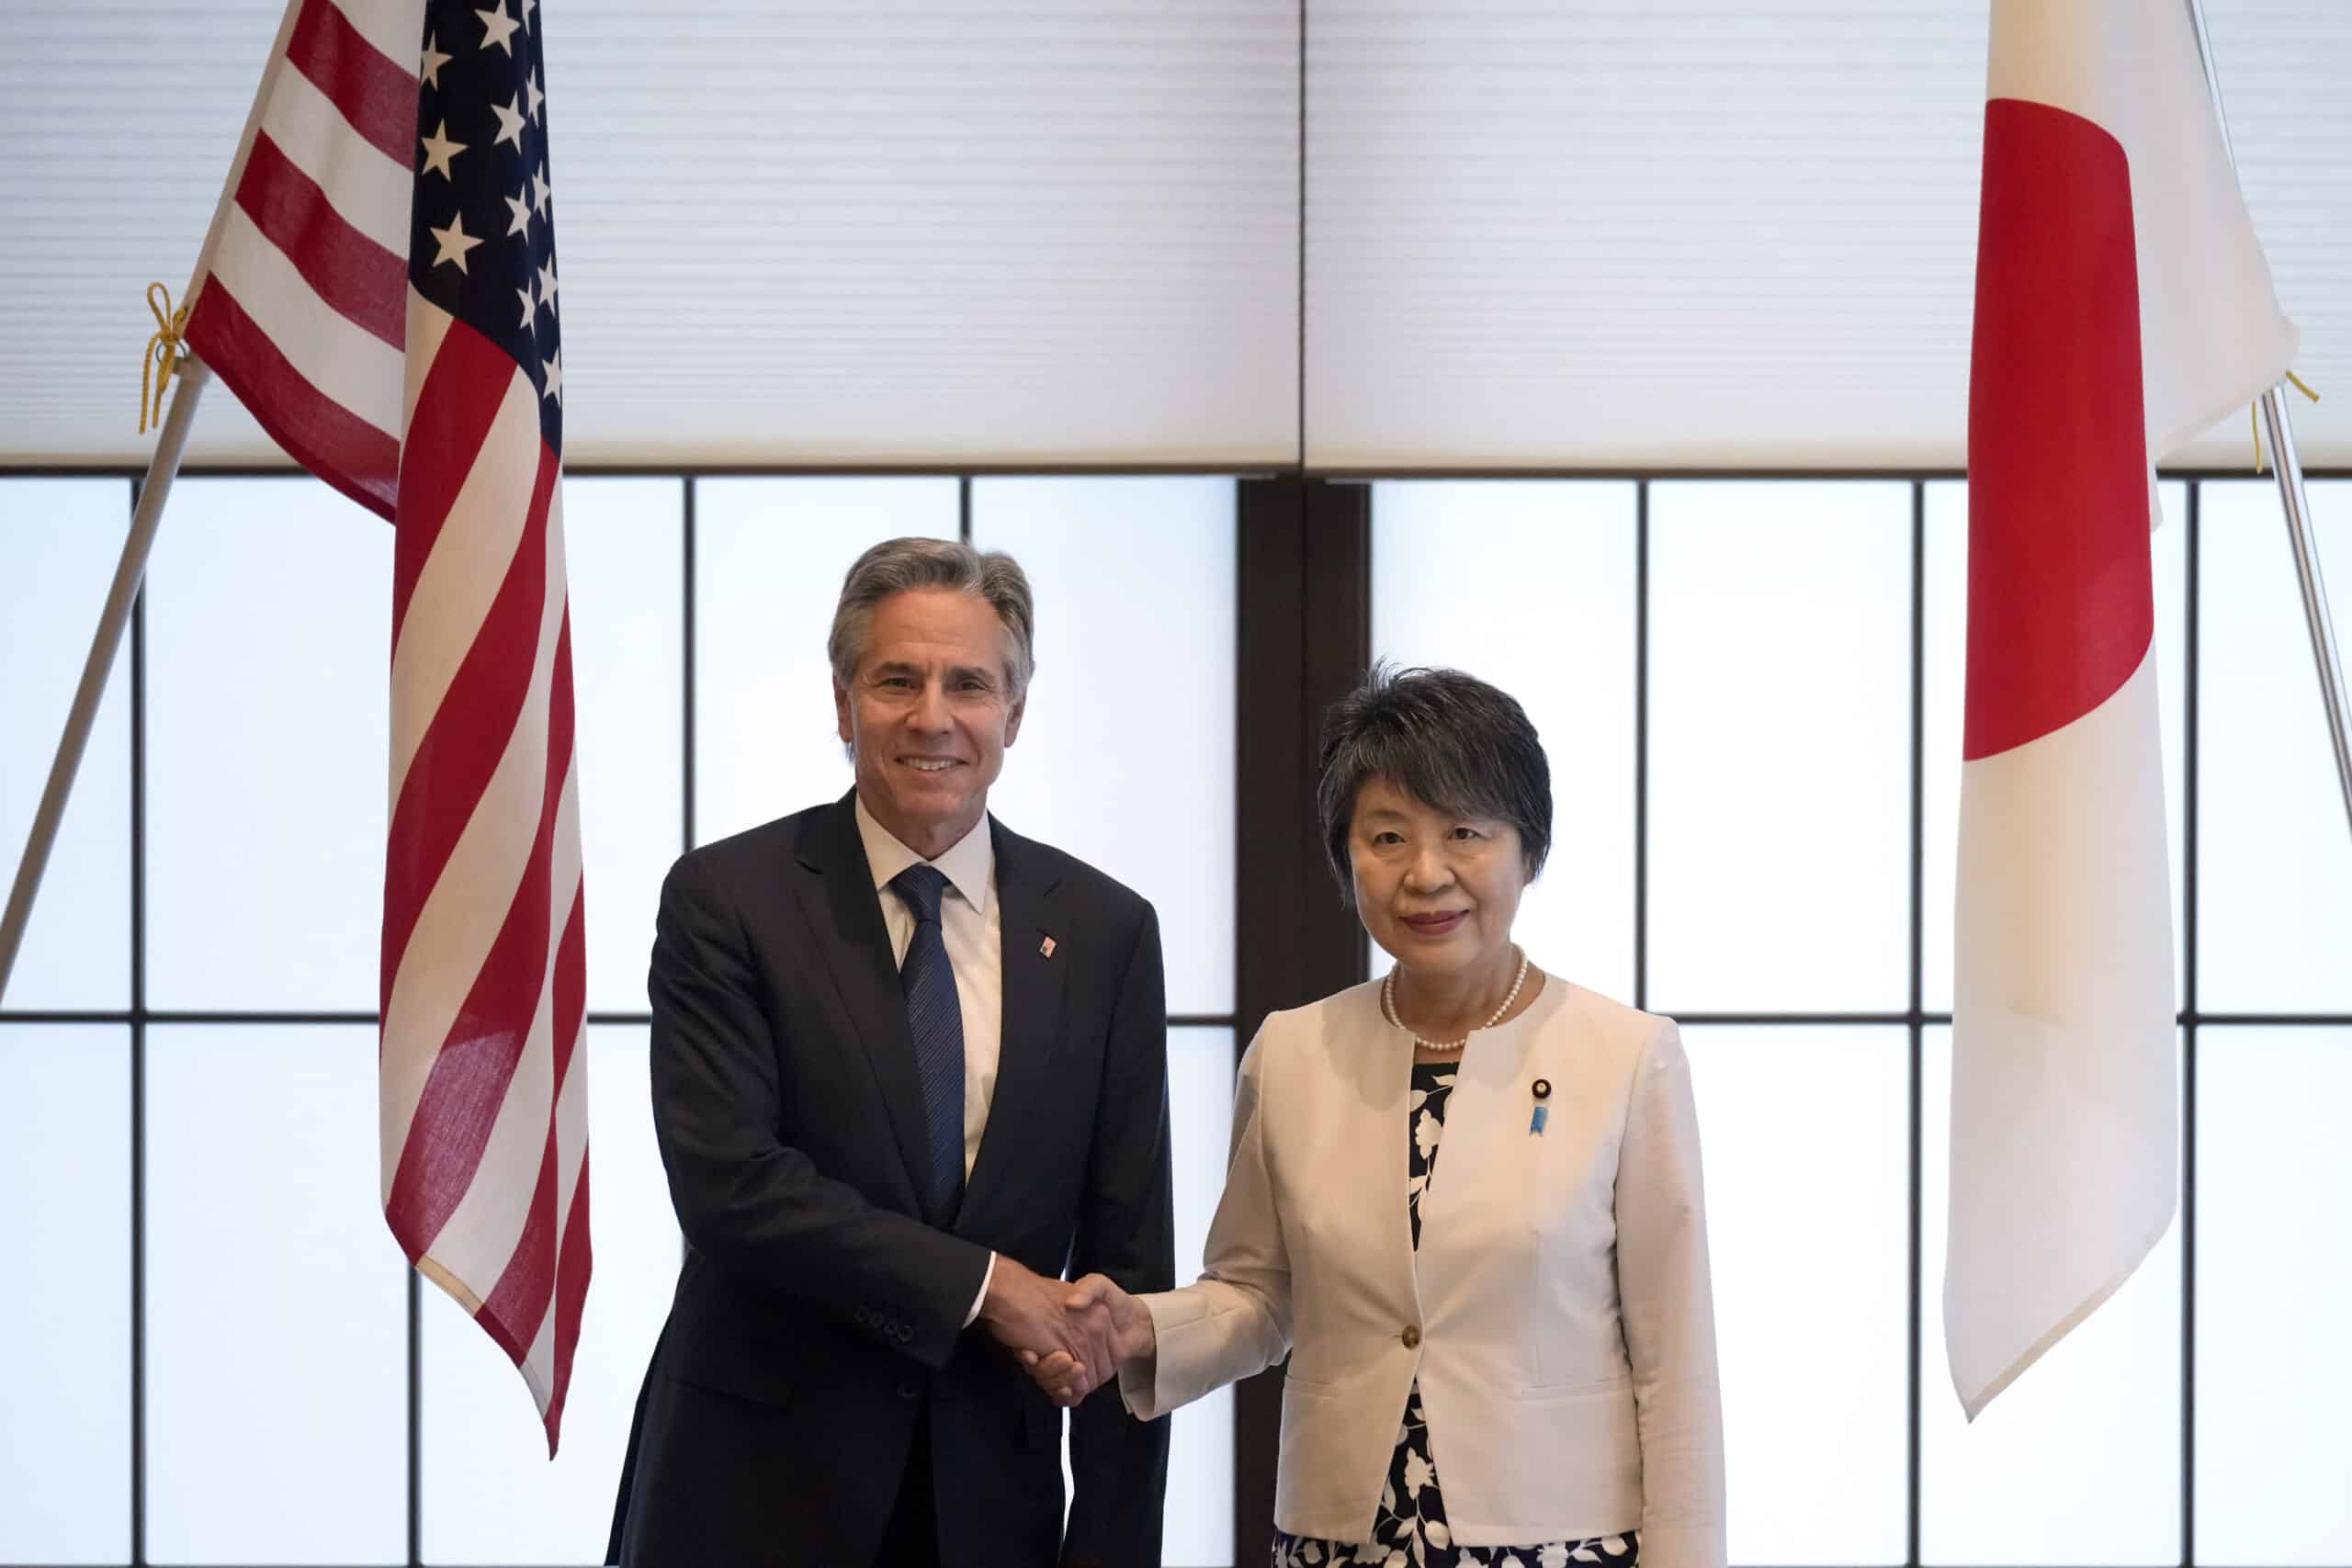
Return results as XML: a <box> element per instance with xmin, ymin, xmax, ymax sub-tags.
<box><xmin>1063</xmin><ymin>1026</ymin><xmax>1238</xmax><ymax>1562</ymax></box>
<box><xmin>1920</xmin><ymin>481</ymin><xmax>1962</xmax><ymax>1015</ymax></box>
<box><xmin>421</xmin><ymin>1026</ymin><xmax>677</xmax><ymax>1562</ymax></box>
<box><xmin>1371</xmin><ymin>481</ymin><xmax>1638</xmax><ymax>1000</ymax></box>
<box><xmin>1917</xmin><ymin>1027</ymin><xmax>2181</xmax><ymax>1564</ymax></box>
<box><xmin>2196</xmin><ymin>479</ymin><xmax>2352</xmax><ymax>1012</ymax></box>
<box><xmin>1646</xmin><ymin>483</ymin><xmax>1911</xmax><ymax>1014</ymax></box>
<box><xmin>2196</xmin><ymin>1026</ymin><xmax>2352</xmax><ymax>1565</ymax></box>
<box><xmin>1164</xmin><ymin>1025</ymin><xmax>1237</xmax><ymax>1566</ymax></box>
<box><xmin>0</xmin><ymin>1025</ymin><xmax>130</xmax><ymax>1563</ymax></box>
<box><xmin>144</xmin><ymin>1024</ymin><xmax>406</xmax><ymax>1562</ymax></box>
<box><xmin>972</xmin><ymin>479</ymin><xmax>1237</xmax><ymax>1016</ymax></box>
<box><xmin>142</xmin><ymin>479</ymin><xmax>391</xmax><ymax>1011</ymax></box>
<box><xmin>693</xmin><ymin>479</ymin><xmax>956</xmax><ymax>845</ymax></box>
<box><xmin>0</xmin><ymin>479</ymin><xmax>130</xmax><ymax>1010</ymax></box>
<box><xmin>1921</xmin><ymin>481</ymin><xmax>2188</xmax><ymax>1015</ymax></box>
<box><xmin>1684</xmin><ymin>1025</ymin><xmax>1907</xmax><ymax>1565</ymax></box>
<box><xmin>563</xmin><ymin>479</ymin><xmax>685</xmax><ymax>1014</ymax></box>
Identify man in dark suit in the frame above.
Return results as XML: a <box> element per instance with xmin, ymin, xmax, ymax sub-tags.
<box><xmin>607</xmin><ymin>538</ymin><xmax>1173</xmax><ymax>1567</ymax></box>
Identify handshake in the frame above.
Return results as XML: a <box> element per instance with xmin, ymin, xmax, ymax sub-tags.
<box><xmin>978</xmin><ymin>1258</ymin><xmax>1157</xmax><ymax>1408</ymax></box>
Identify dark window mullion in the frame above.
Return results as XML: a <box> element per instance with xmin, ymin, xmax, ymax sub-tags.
<box><xmin>683</xmin><ymin>476</ymin><xmax>698</xmax><ymax>858</ymax></box>
<box><xmin>1634</xmin><ymin>479</ymin><xmax>1650</xmax><ymax>1015</ymax></box>
<box><xmin>1906</xmin><ymin>479</ymin><xmax>1928</xmax><ymax>1568</ymax></box>
<box><xmin>129</xmin><ymin>476</ymin><xmax>147</xmax><ymax>1568</ymax></box>
<box><xmin>407</xmin><ymin>1270</ymin><xmax>423</xmax><ymax>1568</ymax></box>
<box><xmin>2182</xmin><ymin>479</ymin><xmax>2202</xmax><ymax>1568</ymax></box>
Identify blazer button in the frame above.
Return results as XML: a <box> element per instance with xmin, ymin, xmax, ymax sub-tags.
<box><xmin>896</xmin><ymin>1380</ymin><xmax>920</xmax><ymax>1401</ymax></box>
<box><xmin>1401</xmin><ymin>1324</ymin><xmax>1422</xmax><ymax>1349</ymax></box>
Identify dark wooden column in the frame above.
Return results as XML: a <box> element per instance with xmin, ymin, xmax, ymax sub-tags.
<box><xmin>1230</xmin><ymin>477</ymin><xmax>1372</xmax><ymax>1560</ymax></box>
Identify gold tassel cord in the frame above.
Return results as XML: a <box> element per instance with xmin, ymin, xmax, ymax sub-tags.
<box><xmin>141</xmin><ymin>282</ymin><xmax>189</xmax><ymax>435</ymax></box>
<box><xmin>2252</xmin><ymin>370</ymin><xmax>2323</xmax><ymax>473</ymax></box>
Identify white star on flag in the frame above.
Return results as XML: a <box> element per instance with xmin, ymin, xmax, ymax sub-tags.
<box><xmin>542</xmin><ymin>349</ymin><xmax>562</xmax><ymax>403</ymax></box>
<box><xmin>517</xmin><ymin>286</ymin><xmax>536</xmax><ymax>329</ymax></box>
<box><xmin>527</xmin><ymin>71</ymin><xmax>544</xmax><ymax>123</ymax></box>
<box><xmin>537</xmin><ymin>259</ymin><xmax>559</xmax><ymax>312</ymax></box>
<box><xmin>505</xmin><ymin>186</ymin><xmax>533</xmax><ymax>236</ymax></box>
<box><xmin>429</xmin><ymin>212</ymin><xmax>482</xmax><ymax>272</ymax></box>
<box><xmin>420</xmin><ymin>120</ymin><xmax>465</xmax><ymax>180</ymax></box>
<box><xmin>532</xmin><ymin>164</ymin><xmax>551</xmax><ymax>215</ymax></box>
<box><xmin>420</xmin><ymin>32</ymin><xmax>451</xmax><ymax>88</ymax></box>
<box><xmin>492</xmin><ymin>95</ymin><xmax>526</xmax><ymax>151</ymax></box>
<box><xmin>477</xmin><ymin>2</ymin><xmax>521</xmax><ymax>55</ymax></box>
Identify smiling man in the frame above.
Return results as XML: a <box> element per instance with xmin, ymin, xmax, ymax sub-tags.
<box><xmin>608</xmin><ymin>538</ymin><xmax>1174</xmax><ymax>1568</ymax></box>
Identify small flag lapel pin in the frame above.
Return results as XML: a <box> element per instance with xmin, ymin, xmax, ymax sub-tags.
<box><xmin>1040</xmin><ymin>936</ymin><xmax>1057</xmax><ymax>959</ymax></box>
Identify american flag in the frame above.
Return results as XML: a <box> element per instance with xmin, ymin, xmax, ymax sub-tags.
<box><xmin>182</xmin><ymin>0</ymin><xmax>591</xmax><ymax>1451</ymax></box>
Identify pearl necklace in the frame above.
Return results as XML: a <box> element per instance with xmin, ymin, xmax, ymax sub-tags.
<box><xmin>1382</xmin><ymin>948</ymin><xmax>1531</xmax><ymax>1055</ymax></box>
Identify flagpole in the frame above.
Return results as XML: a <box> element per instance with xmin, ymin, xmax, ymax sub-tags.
<box><xmin>0</xmin><ymin>356</ymin><xmax>211</xmax><ymax>1002</ymax></box>
<box><xmin>2185</xmin><ymin>0</ymin><xmax>2352</xmax><ymax>840</ymax></box>
<box><xmin>2253</xmin><ymin>390</ymin><xmax>2352</xmax><ymax>836</ymax></box>
<box><xmin>0</xmin><ymin>0</ymin><xmax>311</xmax><ymax>1002</ymax></box>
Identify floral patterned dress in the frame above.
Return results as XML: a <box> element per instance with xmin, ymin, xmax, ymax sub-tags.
<box><xmin>1270</xmin><ymin>1063</ymin><xmax>1643</xmax><ymax>1568</ymax></box>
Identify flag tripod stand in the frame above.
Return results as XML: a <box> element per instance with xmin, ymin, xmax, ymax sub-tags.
<box><xmin>2188</xmin><ymin>0</ymin><xmax>2352</xmax><ymax>840</ymax></box>
<box><xmin>0</xmin><ymin>356</ymin><xmax>209</xmax><ymax>1001</ymax></box>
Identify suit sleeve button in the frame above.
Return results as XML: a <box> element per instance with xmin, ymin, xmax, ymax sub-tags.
<box><xmin>1401</xmin><ymin>1324</ymin><xmax>1421</xmax><ymax>1349</ymax></box>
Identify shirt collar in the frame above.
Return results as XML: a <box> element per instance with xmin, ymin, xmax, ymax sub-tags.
<box><xmin>854</xmin><ymin>793</ymin><xmax>994</xmax><ymax>917</ymax></box>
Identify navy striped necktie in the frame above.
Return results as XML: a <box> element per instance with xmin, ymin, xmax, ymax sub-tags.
<box><xmin>890</xmin><ymin>863</ymin><xmax>965</xmax><ymax>1224</ymax></box>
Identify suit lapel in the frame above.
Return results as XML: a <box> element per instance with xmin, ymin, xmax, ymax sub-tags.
<box><xmin>962</xmin><ymin>818</ymin><xmax>1068</xmax><ymax>1220</ymax></box>
<box><xmin>1415</xmin><ymin>976</ymin><xmax>1567</xmax><ymax>1314</ymax></box>
<box><xmin>1351</xmin><ymin>993</ymin><xmax>1426</xmax><ymax>1315</ymax></box>
<box><xmin>787</xmin><ymin>793</ymin><xmax>932</xmax><ymax>1210</ymax></box>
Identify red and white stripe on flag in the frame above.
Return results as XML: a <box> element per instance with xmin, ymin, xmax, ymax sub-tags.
<box><xmin>180</xmin><ymin>0</ymin><xmax>592</xmax><ymax>1452</ymax></box>
<box><xmin>1951</xmin><ymin>0</ymin><xmax>2294</xmax><ymax>1419</ymax></box>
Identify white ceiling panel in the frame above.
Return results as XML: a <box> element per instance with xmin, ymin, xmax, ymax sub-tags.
<box><xmin>0</xmin><ymin>0</ymin><xmax>1302</xmax><ymax>468</ymax></box>
<box><xmin>0</xmin><ymin>1</ymin><xmax>2342</xmax><ymax>470</ymax></box>
<box><xmin>1305</xmin><ymin>0</ymin><xmax>2352</xmax><ymax>470</ymax></box>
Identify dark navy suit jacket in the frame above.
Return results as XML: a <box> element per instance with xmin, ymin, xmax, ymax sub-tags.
<box><xmin>607</xmin><ymin>792</ymin><xmax>1174</xmax><ymax>1567</ymax></box>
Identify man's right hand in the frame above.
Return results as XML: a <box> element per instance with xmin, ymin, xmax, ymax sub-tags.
<box><xmin>978</xmin><ymin>1256</ymin><xmax>1118</xmax><ymax>1398</ymax></box>
<box><xmin>1019</xmin><ymin>1272</ymin><xmax>1156</xmax><ymax>1407</ymax></box>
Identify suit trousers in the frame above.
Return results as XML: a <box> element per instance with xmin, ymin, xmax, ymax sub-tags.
<box><xmin>873</xmin><ymin>1406</ymin><xmax>941</xmax><ymax>1568</ymax></box>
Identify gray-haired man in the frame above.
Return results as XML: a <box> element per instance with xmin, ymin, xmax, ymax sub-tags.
<box><xmin>608</xmin><ymin>538</ymin><xmax>1173</xmax><ymax>1567</ymax></box>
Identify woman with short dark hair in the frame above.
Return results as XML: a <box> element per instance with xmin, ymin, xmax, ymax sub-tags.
<box><xmin>1036</xmin><ymin>663</ymin><xmax>1725</xmax><ymax>1568</ymax></box>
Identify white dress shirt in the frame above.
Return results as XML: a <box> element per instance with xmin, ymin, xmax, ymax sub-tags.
<box><xmin>854</xmin><ymin>795</ymin><xmax>1002</xmax><ymax>1323</ymax></box>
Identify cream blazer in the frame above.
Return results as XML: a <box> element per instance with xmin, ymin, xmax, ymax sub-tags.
<box><xmin>1121</xmin><ymin>975</ymin><xmax>1725</xmax><ymax>1563</ymax></box>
